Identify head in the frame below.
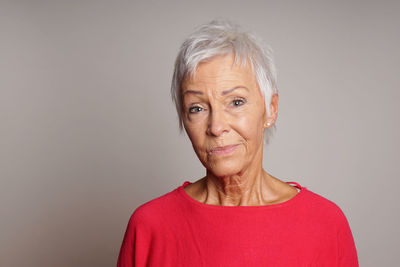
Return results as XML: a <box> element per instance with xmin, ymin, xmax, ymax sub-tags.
<box><xmin>171</xmin><ymin>20</ymin><xmax>278</xmax><ymax>144</ymax></box>
<box><xmin>171</xmin><ymin>20</ymin><xmax>279</xmax><ymax>176</ymax></box>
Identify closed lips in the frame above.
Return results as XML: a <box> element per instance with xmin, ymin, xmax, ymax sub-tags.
<box><xmin>210</xmin><ymin>144</ymin><xmax>239</xmax><ymax>153</ymax></box>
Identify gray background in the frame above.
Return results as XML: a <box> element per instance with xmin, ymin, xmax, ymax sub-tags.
<box><xmin>1</xmin><ymin>0</ymin><xmax>399</xmax><ymax>266</ymax></box>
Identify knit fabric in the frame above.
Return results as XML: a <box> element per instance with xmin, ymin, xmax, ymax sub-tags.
<box><xmin>117</xmin><ymin>181</ymin><xmax>358</xmax><ymax>267</ymax></box>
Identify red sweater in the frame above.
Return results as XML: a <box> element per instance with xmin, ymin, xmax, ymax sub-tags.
<box><xmin>117</xmin><ymin>181</ymin><xmax>358</xmax><ymax>266</ymax></box>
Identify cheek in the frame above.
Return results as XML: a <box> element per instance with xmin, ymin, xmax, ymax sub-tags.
<box><xmin>235</xmin><ymin>113</ymin><xmax>264</xmax><ymax>139</ymax></box>
<box><xmin>184</xmin><ymin>123</ymin><xmax>207</xmax><ymax>152</ymax></box>
<box><xmin>186</xmin><ymin>128</ymin><xmax>210</xmax><ymax>166</ymax></box>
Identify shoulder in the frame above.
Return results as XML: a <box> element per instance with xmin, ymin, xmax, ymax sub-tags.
<box><xmin>127</xmin><ymin>187</ymin><xmax>181</xmax><ymax>227</ymax></box>
<box><xmin>301</xmin><ymin>188</ymin><xmax>350</xmax><ymax>225</ymax></box>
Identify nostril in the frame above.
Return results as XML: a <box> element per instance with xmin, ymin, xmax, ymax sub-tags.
<box><xmin>208</xmin><ymin>119</ymin><xmax>229</xmax><ymax>137</ymax></box>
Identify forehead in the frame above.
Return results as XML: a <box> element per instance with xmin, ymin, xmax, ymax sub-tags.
<box><xmin>182</xmin><ymin>55</ymin><xmax>258</xmax><ymax>91</ymax></box>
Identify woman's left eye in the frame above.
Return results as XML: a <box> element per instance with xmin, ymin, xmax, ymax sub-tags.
<box><xmin>232</xmin><ymin>99</ymin><xmax>245</xmax><ymax>107</ymax></box>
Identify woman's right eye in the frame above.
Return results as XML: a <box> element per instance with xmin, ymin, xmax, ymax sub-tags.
<box><xmin>189</xmin><ymin>106</ymin><xmax>203</xmax><ymax>113</ymax></box>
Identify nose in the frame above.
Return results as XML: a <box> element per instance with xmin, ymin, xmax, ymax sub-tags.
<box><xmin>207</xmin><ymin>108</ymin><xmax>230</xmax><ymax>137</ymax></box>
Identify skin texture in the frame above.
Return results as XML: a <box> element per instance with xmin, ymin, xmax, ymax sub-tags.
<box><xmin>182</xmin><ymin>54</ymin><xmax>298</xmax><ymax>206</ymax></box>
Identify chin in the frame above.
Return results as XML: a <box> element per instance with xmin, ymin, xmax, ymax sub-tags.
<box><xmin>206</xmin><ymin>159</ymin><xmax>243</xmax><ymax>178</ymax></box>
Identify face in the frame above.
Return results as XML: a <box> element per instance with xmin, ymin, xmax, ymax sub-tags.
<box><xmin>181</xmin><ymin>55</ymin><xmax>277</xmax><ymax>177</ymax></box>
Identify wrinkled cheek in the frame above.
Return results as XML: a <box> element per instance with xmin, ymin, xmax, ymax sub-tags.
<box><xmin>192</xmin><ymin>146</ymin><xmax>207</xmax><ymax>164</ymax></box>
<box><xmin>252</xmin><ymin>117</ymin><xmax>265</xmax><ymax>135</ymax></box>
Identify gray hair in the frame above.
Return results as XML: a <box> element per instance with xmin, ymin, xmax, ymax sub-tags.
<box><xmin>171</xmin><ymin>20</ymin><xmax>278</xmax><ymax>143</ymax></box>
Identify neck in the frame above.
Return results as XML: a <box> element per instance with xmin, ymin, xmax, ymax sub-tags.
<box><xmin>203</xmin><ymin>163</ymin><xmax>277</xmax><ymax>206</ymax></box>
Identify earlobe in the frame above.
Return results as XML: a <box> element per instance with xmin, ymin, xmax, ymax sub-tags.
<box><xmin>264</xmin><ymin>94</ymin><xmax>279</xmax><ymax>128</ymax></box>
<box><xmin>261</xmin><ymin>93</ymin><xmax>278</xmax><ymax>129</ymax></box>
<box><xmin>264</xmin><ymin>121</ymin><xmax>271</xmax><ymax>129</ymax></box>
<box><xmin>263</xmin><ymin>121</ymin><xmax>272</xmax><ymax>129</ymax></box>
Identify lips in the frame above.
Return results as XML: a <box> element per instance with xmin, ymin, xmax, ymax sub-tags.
<box><xmin>210</xmin><ymin>144</ymin><xmax>239</xmax><ymax>155</ymax></box>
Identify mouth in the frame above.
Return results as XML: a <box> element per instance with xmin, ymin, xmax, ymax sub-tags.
<box><xmin>209</xmin><ymin>144</ymin><xmax>239</xmax><ymax>156</ymax></box>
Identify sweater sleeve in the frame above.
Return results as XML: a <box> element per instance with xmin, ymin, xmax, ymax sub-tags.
<box><xmin>117</xmin><ymin>209</ymin><xmax>152</xmax><ymax>267</ymax></box>
<box><xmin>336</xmin><ymin>209</ymin><xmax>359</xmax><ymax>267</ymax></box>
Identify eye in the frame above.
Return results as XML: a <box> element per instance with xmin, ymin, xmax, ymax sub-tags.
<box><xmin>188</xmin><ymin>106</ymin><xmax>203</xmax><ymax>113</ymax></box>
<box><xmin>232</xmin><ymin>98</ymin><xmax>246</xmax><ymax>107</ymax></box>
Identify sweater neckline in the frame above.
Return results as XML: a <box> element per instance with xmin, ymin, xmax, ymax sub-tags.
<box><xmin>177</xmin><ymin>180</ymin><xmax>307</xmax><ymax>210</ymax></box>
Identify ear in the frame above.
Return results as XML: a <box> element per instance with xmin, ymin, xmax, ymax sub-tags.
<box><xmin>264</xmin><ymin>93</ymin><xmax>279</xmax><ymax>128</ymax></box>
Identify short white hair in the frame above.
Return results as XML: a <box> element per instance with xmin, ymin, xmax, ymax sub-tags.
<box><xmin>171</xmin><ymin>20</ymin><xmax>278</xmax><ymax>143</ymax></box>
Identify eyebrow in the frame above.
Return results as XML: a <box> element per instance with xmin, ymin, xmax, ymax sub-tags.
<box><xmin>183</xmin><ymin>86</ymin><xmax>249</xmax><ymax>96</ymax></box>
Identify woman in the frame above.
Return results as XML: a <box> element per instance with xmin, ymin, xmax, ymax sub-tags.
<box><xmin>117</xmin><ymin>20</ymin><xmax>358</xmax><ymax>266</ymax></box>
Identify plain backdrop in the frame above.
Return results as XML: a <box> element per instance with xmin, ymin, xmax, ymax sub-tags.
<box><xmin>1</xmin><ymin>0</ymin><xmax>399</xmax><ymax>266</ymax></box>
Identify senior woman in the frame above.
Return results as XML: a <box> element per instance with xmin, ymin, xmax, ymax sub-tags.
<box><xmin>117</xmin><ymin>20</ymin><xmax>358</xmax><ymax>267</ymax></box>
